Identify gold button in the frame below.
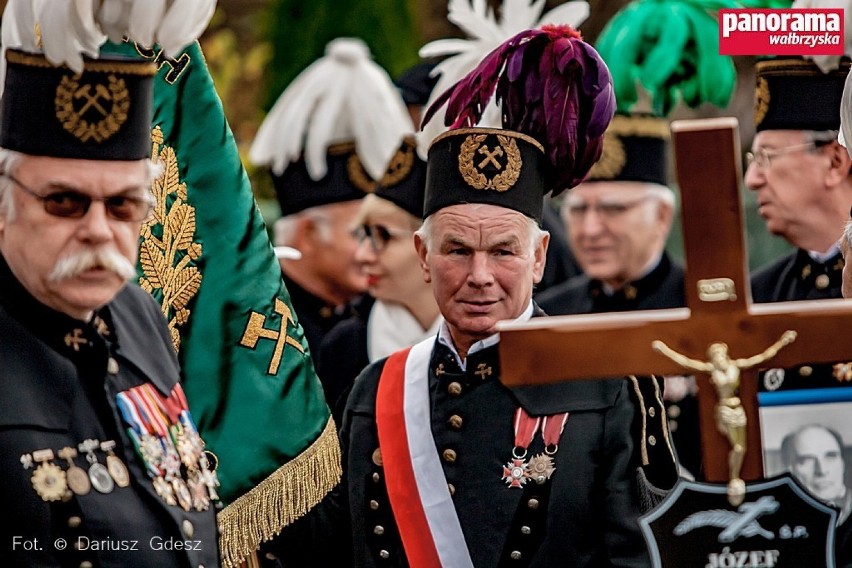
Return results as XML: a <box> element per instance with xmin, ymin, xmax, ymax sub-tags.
<box><xmin>816</xmin><ymin>274</ymin><xmax>830</xmax><ymax>290</ymax></box>
<box><xmin>442</xmin><ymin>449</ymin><xmax>457</xmax><ymax>463</ymax></box>
<box><xmin>448</xmin><ymin>382</ymin><xmax>463</xmax><ymax>396</ymax></box>
<box><xmin>511</xmin><ymin>550</ymin><xmax>522</xmax><ymax>560</ymax></box>
<box><xmin>448</xmin><ymin>415</ymin><xmax>463</xmax><ymax>430</ymax></box>
<box><xmin>372</xmin><ymin>472</ymin><xmax>381</xmax><ymax>483</ymax></box>
<box><xmin>68</xmin><ymin>516</ymin><xmax>82</xmax><ymax>528</ymax></box>
<box><xmin>265</xmin><ymin>553</ymin><xmax>278</xmax><ymax>560</ymax></box>
<box><xmin>379</xmin><ymin>550</ymin><xmax>390</xmax><ymax>559</ymax></box>
<box><xmin>521</xmin><ymin>525</ymin><xmax>531</xmax><ymax>535</ymax></box>
<box><xmin>448</xmin><ymin>483</ymin><xmax>456</xmax><ymax>495</ymax></box>
<box><xmin>799</xmin><ymin>366</ymin><xmax>813</xmax><ymax>377</ymax></box>
<box><xmin>648</xmin><ymin>407</ymin><xmax>656</xmax><ymax>418</ymax></box>
<box><xmin>527</xmin><ymin>498</ymin><xmax>539</xmax><ymax>510</ymax></box>
<box><xmin>648</xmin><ymin>435</ymin><xmax>657</xmax><ymax>446</ymax></box>
<box><xmin>182</xmin><ymin>519</ymin><xmax>194</xmax><ymax>538</ymax></box>
<box><xmin>372</xmin><ymin>448</ymin><xmax>383</xmax><ymax>467</ymax></box>
<box><xmin>668</xmin><ymin>420</ymin><xmax>679</xmax><ymax>433</ymax></box>
<box><xmin>107</xmin><ymin>357</ymin><xmax>119</xmax><ymax>375</ymax></box>
<box><xmin>369</xmin><ymin>500</ymin><xmax>379</xmax><ymax>510</ymax></box>
<box><xmin>667</xmin><ymin>404</ymin><xmax>681</xmax><ymax>419</ymax></box>
<box><xmin>80</xmin><ymin>562</ymin><xmax>93</xmax><ymax>568</ymax></box>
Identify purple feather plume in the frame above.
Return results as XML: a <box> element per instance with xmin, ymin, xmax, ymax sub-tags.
<box><xmin>423</xmin><ymin>25</ymin><xmax>616</xmax><ymax>195</ymax></box>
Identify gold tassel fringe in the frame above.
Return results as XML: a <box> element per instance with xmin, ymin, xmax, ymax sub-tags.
<box><xmin>217</xmin><ymin>417</ymin><xmax>342</xmax><ymax>567</ymax></box>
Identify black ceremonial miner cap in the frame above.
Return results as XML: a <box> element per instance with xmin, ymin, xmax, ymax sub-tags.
<box><xmin>1</xmin><ymin>49</ymin><xmax>157</xmax><ymax>160</ymax></box>
<box><xmin>274</xmin><ymin>137</ymin><xmax>427</xmax><ymax>217</ymax></box>
<box><xmin>585</xmin><ymin>114</ymin><xmax>668</xmax><ymax>186</ymax></box>
<box><xmin>754</xmin><ymin>57</ymin><xmax>851</xmax><ymax>132</ymax></box>
<box><xmin>424</xmin><ymin>127</ymin><xmax>548</xmax><ymax>222</ymax></box>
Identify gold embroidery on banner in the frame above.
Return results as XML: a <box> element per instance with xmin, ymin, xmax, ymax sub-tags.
<box><xmin>239</xmin><ymin>298</ymin><xmax>305</xmax><ymax>375</ymax></box>
<box><xmin>138</xmin><ymin>126</ymin><xmax>203</xmax><ymax>351</ymax></box>
<box><xmin>754</xmin><ymin>77</ymin><xmax>770</xmax><ymax>128</ymax></box>
<box><xmin>458</xmin><ymin>134</ymin><xmax>522</xmax><ymax>191</ymax></box>
<box><xmin>133</xmin><ymin>43</ymin><xmax>191</xmax><ymax>85</ymax></box>
<box><xmin>55</xmin><ymin>74</ymin><xmax>130</xmax><ymax>143</ymax></box>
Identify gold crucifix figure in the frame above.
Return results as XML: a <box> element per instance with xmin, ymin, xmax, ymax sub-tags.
<box><xmin>653</xmin><ymin>330</ymin><xmax>797</xmax><ymax>506</ymax></box>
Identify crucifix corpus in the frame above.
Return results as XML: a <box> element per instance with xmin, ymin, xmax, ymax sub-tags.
<box><xmin>498</xmin><ymin>117</ymin><xmax>852</xmax><ymax>506</ymax></box>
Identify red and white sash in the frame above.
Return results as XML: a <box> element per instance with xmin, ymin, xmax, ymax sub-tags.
<box><xmin>375</xmin><ymin>337</ymin><xmax>474</xmax><ymax>568</ymax></box>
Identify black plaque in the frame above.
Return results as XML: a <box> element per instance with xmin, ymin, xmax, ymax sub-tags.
<box><xmin>640</xmin><ymin>474</ymin><xmax>837</xmax><ymax>567</ymax></box>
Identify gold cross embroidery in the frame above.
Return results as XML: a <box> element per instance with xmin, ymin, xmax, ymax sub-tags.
<box><xmin>474</xmin><ymin>363</ymin><xmax>492</xmax><ymax>380</ymax></box>
<box><xmin>239</xmin><ymin>298</ymin><xmax>304</xmax><ymax>375</ymax></box>
<box><xmin>477</xmin><ymin>145</ymin><xmax>504</xmax><ymax>169</ymax></box>
<box><xmin>64</xmin><ymin>329</ymin><xmax>87</xmax><ymax>352</ymax></box>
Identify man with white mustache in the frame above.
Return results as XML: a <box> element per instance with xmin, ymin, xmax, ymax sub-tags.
<box><xmin>0</xmin><ymin>49</ymin><xmax>221</xmax><ymax>567</ymax></box>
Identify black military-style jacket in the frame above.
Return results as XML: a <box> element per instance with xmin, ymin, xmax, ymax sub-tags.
<box><xmin>535</xmin><ymin>253</ymin><xmax>686</xmax><ymax>315</ymax></box>
<box><xmin>338</xmin><ymin>315</ymin><xmax>678</xmax><ymax>567</ymax></box>
<box><xmin>751</xmin><ymin>248</ymin><xmax>852</xmax><ymax>566</ymax></box>
<box><xmin>0</xmin><ymin>257</ymin><xmax>220</xmax><ymax>568</ymax></box>
<box><xmin>282</xmin><ymin>272</ymin><xmax>361</xmax><ymax>357</ymax></box>
<box><xmin>535</xmin><ymin>254</ymin><xmax>700</xmax><ymax>478</ymax></box>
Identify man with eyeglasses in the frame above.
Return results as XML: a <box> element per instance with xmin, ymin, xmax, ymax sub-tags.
<box><xmin>747</xmin><ymin>58</ymin><xmax>852</xmax><ymax>303</ymax></box>
<box><xmin>746</xmin><ymin>56</ymin><xmax>852</xmax><ymax>565</ymax></box>
<box><xmin>535</xmin><ymin>115</ymin><xmax>701</xmax><ymax>479</ymax></box>
<box><xmin>0</xmin><ymin>50</ymin><xmax>221</xmax><ymax>567</ymax></box>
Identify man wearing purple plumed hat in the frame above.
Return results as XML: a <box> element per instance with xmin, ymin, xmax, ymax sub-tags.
<box><xmin>326</xmin><ymin>24</ymin><xmax>678</xmax><ymax>566</ymax></box>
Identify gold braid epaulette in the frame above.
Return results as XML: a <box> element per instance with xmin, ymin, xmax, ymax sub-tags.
<box><xmin>217</xmin><ymin>417</ymin><xmax>342</xmax><ymax>568</ymax></box>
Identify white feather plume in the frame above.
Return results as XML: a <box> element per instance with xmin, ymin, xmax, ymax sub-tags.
<box><xmin>0</xmin><ymin>0</ymin><xmax>215</xmax><ymax>79</ymax></box>
<box><xmin>417</xmin><ymin>0</ymin><xmax>590</xmax><ymax>158</ymax></box>
<box><xmin>249</xmin><ymin>38</ymin><xmax>412</xmax><ymax>182</ymax></box>
<box><xmin>791</xmin><ymin>0</ymin><xmax>852</xmax><ymax>73</ymax></box>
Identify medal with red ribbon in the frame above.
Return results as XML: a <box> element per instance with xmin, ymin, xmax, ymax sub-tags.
<box><xmin>501</xmin><ymin>408</ymin><xmax>569</xmax><ymax>488</ymax></box>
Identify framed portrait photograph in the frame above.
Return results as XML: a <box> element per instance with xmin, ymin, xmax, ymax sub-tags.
<box><xmin>759</xmin><ymin>385</ymin><xmax>852</xmax><ymax>524</ymax></box>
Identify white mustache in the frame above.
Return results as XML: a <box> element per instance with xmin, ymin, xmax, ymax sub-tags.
<box><xmin>49</xmin><ymin>248</ymin><xmax>137</xmax><ymax>282</ymax></box>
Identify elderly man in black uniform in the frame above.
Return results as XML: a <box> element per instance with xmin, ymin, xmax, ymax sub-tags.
<box><xmin>0</xmin><ymin>50</ymin><xmax>220</xmax><ymax>567</ymax></box>
<box><xmin>334</xmin><ymin>25</ymin><xmax>678</xmax><ymax>567</ymax></box>
<box><xmin>747</xmin><ymin>57</ymin><xmax>852</xmax><ymax>566</ymax></box>
<box><xmin>534</xmin><ymin>116</ymin><xmax>702</xmax><ymax>478</ymax></box>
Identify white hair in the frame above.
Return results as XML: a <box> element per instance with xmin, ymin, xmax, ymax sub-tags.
<box><xmin>0</xmin><ymin>148</ymin><xmax>161</xmax><ymax>222</ymax></box>
<box><xmin>640</xmin><ymin>183</ymin><xmax>676</xmax><ymax>224</ymax></box>
<box><xmin>415</xmin><ymin>206</ymin><xmax>548</xmax><ymax>257</ymax></box>
<box><xmin>274</xmin><ymin>205</ymin><xmax>334</xmax><ymax>247</ymax></box>
<box><xmin>844</xmin><ymin>217</ymin><xmax>852</xmax><ymax>250</ymax></box>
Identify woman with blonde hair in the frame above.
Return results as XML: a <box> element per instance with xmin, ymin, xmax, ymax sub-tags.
<box><xmin>317</xmin><ymin>141</ymin><xmax>441</xmax><ymax>423</ymax></box>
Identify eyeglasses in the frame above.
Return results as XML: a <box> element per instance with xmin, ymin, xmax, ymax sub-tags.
<box><xmin>745</xmin><ymin>141</ymin><xmax>821</xmax><ymax>169</ymax></box>
<box><xmin>353</xmin><ymin>223</ymin><xmax>411</xmax><ymax>252</ymax></box>
<box><xmin>564</xmin><ymin>197</ymin><xmax>650</xmax><ymax>221</ymax></box>
<box><xmin>2</xmin><ymin>173</ymin><xmax>154</xmax><ymax>222</ymax></box>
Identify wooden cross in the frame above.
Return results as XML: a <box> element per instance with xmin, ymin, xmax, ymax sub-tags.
<box><xmin>498</xmin><ymin>117</ymin><xmax>852</xmax><ymax>485</ymax></box>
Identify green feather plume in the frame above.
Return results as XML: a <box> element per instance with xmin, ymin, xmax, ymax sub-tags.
<box><xmin>596</xmin><ymin>0</ymin><xmax>738</xmax><ymax>116</ymax></box>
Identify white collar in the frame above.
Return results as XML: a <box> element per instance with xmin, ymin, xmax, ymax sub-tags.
<box><xmin>808</xmin><ymin>244</ymin><xmax>840</xmax><ymax>263</ymax></box>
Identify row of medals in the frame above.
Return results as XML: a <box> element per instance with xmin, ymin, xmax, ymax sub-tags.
<box><xmin>135</xmin><ymin>424</ymin><xmax>220</xmax><ymax>513</ymax></box>
<box><xmin>22</xmin><ymin>439</ymin><xmax>130</xmax><ymax>502</ymax></box>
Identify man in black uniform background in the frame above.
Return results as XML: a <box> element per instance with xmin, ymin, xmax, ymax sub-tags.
<box><xmin>0</xmin><ymin>49</ymin><xmax>220</xmax><ymax>567</ymax></box>
<box><xmin>747</xmin><ymin>56</ymin><xmax>852</xmax><ymax>566</ymax></box>
<box><xmin>534</xmin><ymin>115</ymin><xmax>702</xmax><ymax>478</ymax></box>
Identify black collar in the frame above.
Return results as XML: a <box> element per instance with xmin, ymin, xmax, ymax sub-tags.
<box><xmin>588</xmin><ymin>253</ymin><xmax>674</xmax><ymax>306</ymax></box>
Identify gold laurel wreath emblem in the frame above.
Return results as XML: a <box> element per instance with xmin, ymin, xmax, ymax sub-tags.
<box><xmin>138</xmin><ymin>126</ymin><xmax>203</xmax><ymax>351</ymax></box>
<box><xmin>458</xmin><ymin>134</ymin><xmax>522</xmax><ymax>192</ymax></box>
<box><xmin>346</xmin><ymin>144</ymin><xmax>415</xmax><ymax>193</ymax></box>
<box><xmin>55</xmin><ymin>74</ymin><xmax>130</xmax><ymax>143</ymax></box>
<box><xmin>754</xmin><ymin>77</ymin><xmax>770</xmax><ymax>129</ymax></box>
<box><xmin>587</xmin><ymin>134</ymin><xmax>626</xmax><ymax>180</ymax></box>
